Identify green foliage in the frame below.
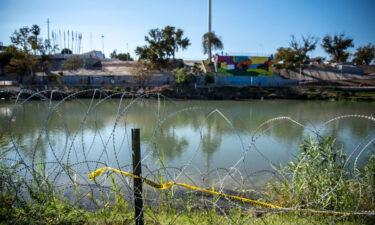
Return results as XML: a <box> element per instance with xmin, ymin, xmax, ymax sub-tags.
<box><xmin>266</xmin><ymin>136</ymin><xmax>374</xmax><ymax>212</ymax></box>
<box><xmin>10</xmin><ymin>24</ymin><xmax>55</xmax><ymax>55</ymax></box>
<box><xmin>172</xmin><ymin>67</ymin><xmax>197</xmax><ymax>84</ymax></box>
<box><xmin>4</xmin><ymin>52</ymin><xmax>37</xmax><ymax>83</ymax></box>
<box><xmin>3</xmin><ymin>24</ymin><xmax>58</xmax><ymax>81</ymax></box>
<box><xmin>275</xmin><ymin>47</ymin><xmax>297</xmax><ymax>69</ymax></box>
<box><xmin>47</xmin><ymin>73</ymin><xmax>63</xmax><ymax>84</ymax></box>
<box><xmin>205</xmin><ymin>72</ymin><xmax>215</xmax><ymax>84</ymax></box>
<box><xmin>135</xmin><ymin>26</ymin><xmax>190</xmax><ymax>69</ymax></box>
<box><xmin>322</xmin><ymin>33</ymin><xmax>354</xmax><ymax>63</ymax></box>
<box><xmin>62</xmin><ymin>56</ymin><xmax>84</xmax><ymax>70</ymax></box>
<box><xmin>130</xmin><ymin>60</ymin><xmax>152</xmax><ymax>87</ymax></box>
<box><xmin>110</xmin><ymin>50</ymin><xmax>134</xmax><ymax>61</ymax></box>
<box><xmin>191</xmin><ymin>62</ymin><xmax>204</xmax><ymax>75</ymax></box>
<box><xmin>353</xmin><ymin>44</ymin><xmax>375</xmax><ymax>65</ymax></box>
<box><xmin>275</xmin><ymin>35</ymin><xmax>318</xmax><ymax>69</ymax></box>
<box><xmin>0</xmin><ymin>195</ymin><xmax>87</xmax><ymax>225</ymax></box>
<box><xmin>61</xmin><ymin>48</ymin><xmax>73</xmax><ymax>54</ymax></box>
<box><xmin>0</xmin><ymin>135</ymin><xmax>373</xmax><ymax>224</ymax></box>
<box><xmin>0</xmin><ymin>45</ymin><xmax>23</xmax><ymax>69</ymax></box>
<box><xmin>202</xmin><ymin>31</ymin><xmax>223</xmax><ymax>62</ymax></box>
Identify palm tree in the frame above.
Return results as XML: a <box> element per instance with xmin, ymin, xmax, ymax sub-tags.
<box><xmin>202</xmin><ymin>31</ymin><xmax>223</xmax><ymax>63</ymax></box>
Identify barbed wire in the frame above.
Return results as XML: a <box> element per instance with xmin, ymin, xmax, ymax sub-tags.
<box><xmin>0</xmin><ymin>89</ymin><xmax>374</xmax><ymax>224</ymax></box>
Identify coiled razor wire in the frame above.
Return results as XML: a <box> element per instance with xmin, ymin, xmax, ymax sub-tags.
<box><xmin>0</xmin><ymin>89</ymin><xmax>374</xmax><ymax>224</ymax></box>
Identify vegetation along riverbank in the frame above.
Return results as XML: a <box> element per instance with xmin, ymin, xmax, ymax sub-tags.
<box><xmin>1</xmin><ymin>86</ymin><xmax>375</xmax><ymax>101</ymax></box>
<box><xmin>1</xmin><ymin>136</ymin><xmax>374</xmax><ymax>224</ymax></box>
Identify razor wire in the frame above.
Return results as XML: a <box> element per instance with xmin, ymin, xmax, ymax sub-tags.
<box><xmin>0</xmin><ymin>89</ymin><xmax>374</xmax><ymax>224</ymax></box>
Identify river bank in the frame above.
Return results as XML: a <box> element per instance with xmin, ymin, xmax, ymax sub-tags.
<box><xmin>1</xmin><ymin>85</ymin><xmax>375</xmax><ymax>101</ymax></box>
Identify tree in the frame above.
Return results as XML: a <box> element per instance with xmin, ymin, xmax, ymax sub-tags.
<box><xmin>30</xmin><ymin>25</ymin><xmax>41</xmax><ymax>54</ymax></box>
<box><xmin>4</xmin><ymin>52</ymin><xmax>37</xmax><ymax>83</ymax></box>
<box><xmin>62</xmin><ymin>56</ymin><xmax>83</xmax><ymax>70</ymax></box>
<box><xmin>4</xmin><ymin>25</ymin><xmax>56</xmax><ymax>83</ymax></box>
<box><xmin>275</xmin><ymin>35</ymin><xmax>318</xmax><ymax>69</ymax></box>
<box><xmin>0</xmin><ymin>45</ymin><xmax>23</xmax><ymax>71</ymax></box>
<box><xmin>322</xmin><ymin>33</ymin><xmax>354</xmax><ymax>63</ymax></box>
<box><xmin>353</xmin><ymin>44</ymin><xmax>375</xmax><ymax>65</ymax></box>
<box><xmin>275</xmin><ymin>47</ymin><xmax>297</xmax><ymax>69</ymax></box>
<box><xmin>202</xmin><ymin>32</ymin><xmax>223</xmax><ymax>63</ymax></box>
<box><xmin>10</xmin><ymin>26</ymin><xmax>32</xmax><ymax>52</ymax></box>
<box><xmin>162</xmin><ymin>26</ymin><xmax>190</xmax><ymax>59</ymax></box>
<box><xmin>289</xmin><ymin>35</ymin><xmax>318</xmax><ymax>65</ymax></box>
<box><xmin>135</xmin><ymin>26</ymin><xmax>190</xmax><ymax>69</ymax></box>
<box><xmin>61</xmin><ymin>48</ymin><xmax>73</xmax><ymax>54</ymax></box>
<box><xmin>110</xmin><ymin>50</ymin><xmax>134</xmax><ymax>61</ymax></box>
<box><xmin>135</xmin><ymin>28</ymin><xmax>168</xmax><ymax>69</ymax></box>
<box><xmin>130</xmin><ymin>60</ymin><xmax>153</xmax><ymax>87</ymax></box>
<box><xmin>10</xmin><ymin>24</ymin><xmax>56</xmax><ymax>55</ymax></box>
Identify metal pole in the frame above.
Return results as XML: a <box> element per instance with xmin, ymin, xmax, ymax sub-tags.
<box><xmin>208</xmin><ymin>0</ymin><xmax>212</xmax><ymax>62</ymax></box>
<box><xmin>132</xmin><ymin>128</ymin><xmax>144</xmax><ymax>225</ymax></box>
<box><xmin>126</xmin><ymin>42</ymin><xmax>129</xmax><ymax>61</ymax></box>
<box><xmin>101</xmin><ymin>35</ymin><xmax>105</xmax><ymax>57</ymax></box>
<box><xmin>47</xmin><ymin>18</ymin><xmax>50</xmax><ymax>53</ymax></box>
<box><xmin>208</xmin><ymin>0</ymin><xmax>212</xmax><ymax>33</ymax></box>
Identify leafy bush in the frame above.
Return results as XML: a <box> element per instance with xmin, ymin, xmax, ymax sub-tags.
<box><xmin>62</xmin><ymin>56</ymin><xmax>83</xmax><ymax>70</ymax></box>
<box><xmin>47</xmin><ymin>73</ymin><xmax>62</xmax><ymax>84</ymax></box>
<box><xmin>204</xmin><ymin>72</ymin><xmax>215</xmax><ymax>84</ymax></box>
<box><xmin>172</xmin><ymin>68</ymin><xmax>197</xmax><ymax>84</ymax></box>
<box><xmin>61</xmin><ymin>48</ymin><xmax>73</xmax><ymax>54</ymax></box>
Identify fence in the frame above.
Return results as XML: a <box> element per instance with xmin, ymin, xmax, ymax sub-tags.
<box><xmin>0</xmin><ymin>89</ymin><xmax>374</xmax><ymax>224</ymax></box>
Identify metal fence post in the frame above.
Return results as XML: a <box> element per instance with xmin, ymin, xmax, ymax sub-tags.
<box><xmin>132</xmin><ymin>128</ymin><xmax>144</xmax><ymax>225</ymax></box>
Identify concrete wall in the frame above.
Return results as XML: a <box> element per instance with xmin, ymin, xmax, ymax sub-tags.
<box><xmin>215</xmin><ymin>75</ymin><xmax>298</xmax><ymax>86</ymax></box>
<box><xmin>33</xmin><ymin>74</ymin><xmax>174</xmax><ymax>87</ymax></box>
<box><xmin>279</xmin><ymin>67</ymin><xmax>372</xmax><ymax>81</ymax></box>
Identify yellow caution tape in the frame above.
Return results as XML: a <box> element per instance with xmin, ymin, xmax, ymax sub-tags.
<box><xmin>88</xmin><ymin>167</ymin><xmax>375</xmax><ymax>216</ymax></box>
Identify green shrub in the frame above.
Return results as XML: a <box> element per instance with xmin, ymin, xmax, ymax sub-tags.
<box><xmin>62</xmin><ymin>56</ymin><xmax>83</xmax><ymax>71</ymax></box>
<box><xmin>266</xmin><ymin>136</ymin><xmax>375</xmax><ymax>212</ymax></box>
<box><xmin>172</xmin><ymin>68</ymin><xmax>197</xmax><ymax>84</ymax></box>
<box><xmin>47</xmin><ymin>73</ymin><xmax>62</xmax><ymax>85</ymax></box>
<box><xmin>204</xmin><ymin>72</ymin><xmax>215</xmax><ymax>84</ymax></box>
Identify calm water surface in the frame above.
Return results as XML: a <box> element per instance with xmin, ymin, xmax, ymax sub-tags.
<box><xmin>1</xmin><ymin>99</ymin><xmax>374</xmax><ymax>186</ymax></box>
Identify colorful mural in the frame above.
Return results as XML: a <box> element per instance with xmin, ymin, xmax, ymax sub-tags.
<box><xmin>216</xmin><ymin>55</ymin><xmax>274</xmax><ymax>76</ymax></box>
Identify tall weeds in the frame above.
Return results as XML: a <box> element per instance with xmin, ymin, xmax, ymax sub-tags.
<box><xmin>266</xmin><ymin>136</ymin><xmax>375</xmax><ymax>212</ymax></box>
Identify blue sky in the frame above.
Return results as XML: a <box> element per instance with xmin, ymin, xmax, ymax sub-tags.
<box><xmin>1</xmin><ymin>0</ymin><xmax>374</xmax><ymax>60</ymax></box>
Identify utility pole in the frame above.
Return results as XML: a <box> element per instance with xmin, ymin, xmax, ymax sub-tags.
<box><xmin>208</xmin><ymin>0</ymin><xmax>212</xmax><ymax>62</ymax></box>
<box><xmin>47</xmin><ymin>18</ymin><xmax>50</xmax><ymax>53</ymax></box>
<box><xmin>126</xmin><ymin>42</ymin><xmax>129</xmax><ymax>61</ymax></box>
<box><xmin>208</xmin><ymin>0</ymin><xmax>212</xmax><ymax>33</ymax></box>
<box><xmin>101</xmin><ymin>34</ymin><xmax>105</xmax><ymax>58</ymax></box>
<box><xmin>90</xmin><ymin>32</ymin><xmax>93</xmax><ymax>51</ymax></box>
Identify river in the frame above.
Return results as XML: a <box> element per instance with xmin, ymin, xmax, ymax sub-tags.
<box><xmin>0</xmin><ymin>98</ymin><xmax>374</xmax><ymax>187</ymax></box>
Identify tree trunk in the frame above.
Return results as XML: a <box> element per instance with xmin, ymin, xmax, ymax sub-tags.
<box><xmin>208</xmin><ymin>40</ymin><xmax>212</xmax><ymax>63</ymax></box>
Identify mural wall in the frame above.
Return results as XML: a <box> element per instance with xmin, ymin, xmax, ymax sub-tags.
<box><xmin>216</xmin><ymin>56</ymin><xmax>274</xmax><ymax>76</ymax></box>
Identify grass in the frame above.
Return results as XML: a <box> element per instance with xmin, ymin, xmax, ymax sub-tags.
<box><xmin>1</xmin><ymin>136</ymin><xmax>374</xmax><ymax>224</ymax></box>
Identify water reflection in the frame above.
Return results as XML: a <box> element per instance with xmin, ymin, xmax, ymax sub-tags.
<box><xmin>0</xmin><ymin>99</ymin><xmax>374</xmax><ymax>176</ymax></box>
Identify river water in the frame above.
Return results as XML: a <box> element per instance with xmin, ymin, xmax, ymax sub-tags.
<box><xmin>1</xmin><ymin>98</ymin><xmax>374</xmax><ymax>187</ymax></box>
